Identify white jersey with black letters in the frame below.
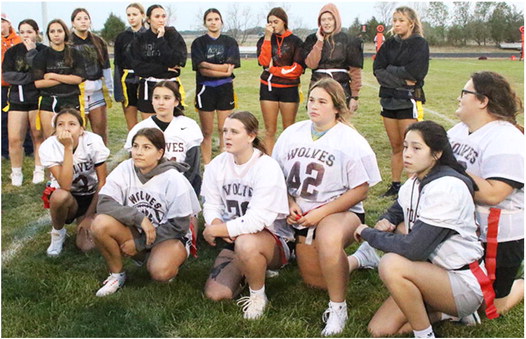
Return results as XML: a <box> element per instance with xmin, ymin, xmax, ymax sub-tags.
<box><xmin>124</xmin><ymin>116</ymin><xmax>203</xmax><ymax>163</ymax></box>
<box><xmin>100</xmin><ymin>159</ymin><xmax>201</xmax><ymax>232</ymax></box>
<box><xmin>448</xmin><ymin>121</ymin><xmax>524</xmax><ymax>242</ymax></box>
<box><xmin>398</xmin><ymin>175</ymin><xmax>483</xmax><ymax>269</ymax></box>
<box><xmin>273</xmin><ymin>120</ymin><xmax>381</xmax><ymax>230</ymax></box>
<box><xmin>39</xmin><ymin>131</ymin><xmax>109</xmax><ymax>195</ymax></box>
<box><xmin>201</xmin><ymin>149</ymin><xmax>293</xmax><ymax>241</ymax></box>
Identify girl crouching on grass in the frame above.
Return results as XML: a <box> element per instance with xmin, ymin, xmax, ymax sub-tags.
<box><xmin>39</xmin><ymin>108</ymin><xmax>109</xmax><ymax>256</ymax></box>
<box><xmin>92</xmin><ymin>128</ymin><xmax>200</xmax><ymax>297</ymax></box>
<box><xmin>355</xmin><ymin>121</ymin><xmax>488</xmax><ymax>338</ymax></box>
<box><xmin>201</xmin><ymin>111</ymin><xmax>294</xmax><ymax>319</ymax></box>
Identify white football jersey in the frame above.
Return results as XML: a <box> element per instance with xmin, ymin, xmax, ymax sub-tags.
<box><xmin>448</xmin><ymin>121</ymin><xmax>524</xmax><ymax>242</ymax></box>
<box><xmin>398</xmin><ymin>176</ymin><xmax>483</xmax><ymax>270</ymax></box>
<box><xmin>273</xmin><ymin>120</ymin><xmax>381</xmax><ymax>229</ymax></box>
<box><xmin>100</xmin><ymin>159</ymin><xmax>201</xmax><ymax>231</ymax></box>
<box><xmin>201</xmin><ymin>149</ymin><xmax>293</xmax><ymax>241</ymax></box>
<box><xmin>124</xmin><ymin>116</ymin><xmax>203</xmax><ymax>162</ymax></box>
<box><xmin>39</xmin><ymin>131</ymin><xmax>110</xmax><ymax>195</ymax></box>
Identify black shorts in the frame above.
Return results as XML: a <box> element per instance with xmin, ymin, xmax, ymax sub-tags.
<box><xmin>138</xmin><ymin>79</ymin><xmax>181</xmax><ymax>114</ymax></box>
<box><xmin>48</xmin><ymin>192</ymin><xmax>94</xmax><ymax>224</ymax></box>
<box><xmin>483</xmin><ymin>239</ymin><xmax>524</xmax><ymax>298</ymax></box>
<box><xmin>381</xmin><ymin>107</ymin><xmax>417</xmax><ymax>120</ymax></box>
<box><xmin>195</xmin><ymin>82</ymin><xmax>234</xmax><ymax>111</ymax></box>
<box><xmin>122</xmin><ymin>73</ymin><xmax>140</xmax><ymax>108</ymax></box>
<box><xmin>260</xmin><ymin>83</ymin><xmax>299</xmax><ymax>103</ymax></box>
<box><xmin>293</xmin><ymin>212</ymin><xmax>365</xmax><ymax>240</ymax></box>
<box><xmin>39</xmin><ymin>95</ymin><xmax>80</xmax><ymax>113</ymax></box>
<box><xmin>131</xmin><ymin>223</ymin><xmax>191</xmax><ymax>254</ymax></box>
<box><xmin>8</xmin><ymin>102</ymin><xmax>39</xmax><ymax>111</ymax></box>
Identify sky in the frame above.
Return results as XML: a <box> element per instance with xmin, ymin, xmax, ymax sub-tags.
<box><xmin>1</xmin><ymin>1</ymin><xmax>524</xmax><ymax>33</ymax></box>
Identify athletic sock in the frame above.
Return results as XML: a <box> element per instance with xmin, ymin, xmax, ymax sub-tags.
<box><xmin>413</xmin><ymin>325</ymin><xmax>435</xmax><ymax>338</ymax></box>
<box><xmin>12</xmin><ymin>167</ymin><xmax>22</xmax><ymax>174</ymax></box>
<box><xmin>111</xmin><ymin>272</ymin><xmax>126</xmax><ymax>280</ymax></box>
<box><xmin>249</xmin><ymin>286</ymin><xmax>265</xmax><ymax>297</ymax></box>
<box><xmin>329</xmin><ymin>300</ymin><xmax>347</xmax><ymax>310</ymax></box>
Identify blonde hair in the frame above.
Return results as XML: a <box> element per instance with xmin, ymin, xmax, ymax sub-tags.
<box><xmin>389</xmin><ymin>6</ymin><xmax>424</xmax><ymax>37</ymax></box>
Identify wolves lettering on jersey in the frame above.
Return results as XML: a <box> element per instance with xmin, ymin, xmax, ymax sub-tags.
<box><xmin>450</xmin><ymin>142</ymin><xmax>479</xmax><ymax>166</ymax></box>
<box><xmin>273</xmin><ymin>120</ymin><xmax>381</xmax><ymax>217</ymax></box>
<box><xmin>125</xmin><ymin>116</ymin><xmax>203</xmax><ymax>163</ymax></box>
<box><xmin>39</xmin><ymin>131</ymin><xmax>110</xmax><ymax>195</ymax></box>
<box><xmin>127</xmin><ymin>189</ymin><xmax>166</xmax><ymax>225</ymax></box>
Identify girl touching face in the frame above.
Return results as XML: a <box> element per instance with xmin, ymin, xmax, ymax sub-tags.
<box><xmin>319</xmin><ymin>12</ymin><xmax>335</xmax><ymax>35</ymax></box>
<box><xmin>402</xmin><ymin>130</ymin><xmax>441</xmax><ymax>180</ymax></box>
<box><xmin>148</xmin><ymin>7</ymin><xmax>167</xmax><ymax>32</ymax></box>
<box><xmin>54</xmin><ymin>112</ymin><xmax>84</xmax><ymax>149</ymax></box>
<box><xmin>19</xmin><ymin>23</ymin><xmax>38</xmax><ymax>43</ymax></box>
<box><xmin>267</xmin><ymin>15</ymin><xmax>285</xmax><ymax>35</ymax></box>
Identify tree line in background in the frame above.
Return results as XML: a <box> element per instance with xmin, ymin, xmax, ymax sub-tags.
<box><xmin>101</xmin><ymin>2</ymin><xmax>524</xmax><ymax>47</ymax></box>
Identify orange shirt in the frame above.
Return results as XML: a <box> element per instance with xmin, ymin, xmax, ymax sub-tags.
<box><xmin>2</xmin><ymin>28</ymin><xmax>22</xmax><ymax>86</ymax></box>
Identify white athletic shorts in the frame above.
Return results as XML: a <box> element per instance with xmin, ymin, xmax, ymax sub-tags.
<box><xmin>448</xmin><ymin>265</ymin><xmax>485</xmax><ymax>317</ymax></box>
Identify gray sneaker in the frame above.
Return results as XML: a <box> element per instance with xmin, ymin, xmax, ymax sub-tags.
<box><xmin>351</xmin><ymin>242</ymin><xmax>381</xmax><ymax>269</ymax></box>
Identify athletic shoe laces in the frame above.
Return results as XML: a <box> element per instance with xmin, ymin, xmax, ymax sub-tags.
<box><xmin>237</xmin><ymin>294</ymin><xmax>267</xmax><ymax>319</ymax></box>
<box><xmin>96</xmin><ymin>274</ymin><xmax>125</xmax><ymax>297</ymax></box>
<box><xmin>321</xmin><ymin>304</ymin><xmax>348</xmax><ymax>336</ymax></box>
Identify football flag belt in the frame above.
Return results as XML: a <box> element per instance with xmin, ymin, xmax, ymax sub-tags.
<box><xmin>121</xmin><ymin>69</ymin><xmax>133</xmax><ymax>107</ymax></box>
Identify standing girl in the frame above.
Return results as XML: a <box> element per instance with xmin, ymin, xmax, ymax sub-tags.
<box><xmin>124</xmin><ymin>81</ymin><xmax>203</xmax><ymax>195</ymax></box>
<box><xmin>449</xmin><ymin>71</ymin><xmax>524</xmax><ymax>315</ymax></box>
<box><xmin>358</xmin><ymin>121</ymin><xmax>485</xmax><ymax>338</ymax></box>
<box><xmin>2</xmin><ymin>19</ymin><xmax>46</xmax><ymax>185</ymax></box>
<box><xmin>32</xmin><ymin>19</ymin><xmax>85</xmax><ymax>139</ymax></box>
<box><xmin>374</xmin><ymin>6</ymin><xmax>429</xmax><ymax>197</ymax></box>
<box><xmin>257</xmin><ymin>7</ymin><xmax>304</xmax><ymax>153</ymax></box>
<box><xmin>303</xmin><ymin>3</ymin><xmax>363</xmax><ymax>113</ymax></box>
<box><xmin>201</xmin><ymin>111</ymin><xmax>293</xmax><ymax>320</ymax></box>
<box><xmin>39</xmin><ymin>108</ymin><xmax>109</xmax><ymax>256</ymax></box>
<box><xmin>114</xmin><ymin>3</ymin><xmax>147</xmax><ymax>130</ymax></box>
<box><xmin>92</xmin><ymin>128</ymin><xmax>201</xmax><ymax>296</ymax></box>
<box><xmin>273</xmin><ymin>78</ymin><xmax>381</xmax><ymax>336</ymax></box>
<box><xmin>70</xmin><ymin>8</ymin><xmax>112</xmax><ymax>144</ymax></box>
<box><xmin>191</xmin><ymin>8</ymin><xmax>240</xmax><ymax>164</ymax></box>
<box><xmin>130</xmin><ymin>4</ymin><xmax>187</xmax><ymax>116</ymax></box>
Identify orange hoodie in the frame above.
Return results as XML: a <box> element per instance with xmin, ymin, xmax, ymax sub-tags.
<box><xmin>2</xmin><ymin>27</ymin><xmax>22</xmax><ymax>86</ymax></box>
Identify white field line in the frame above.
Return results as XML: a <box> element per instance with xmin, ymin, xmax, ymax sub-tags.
<box><xmin>2</xmin><ymin>147</ymin><xmax>129</xmax><ymax>265</ymax></box>
<box><xmin>362</xmin><ymin>82</ymin><xmax>455</xmax><ymax>124</ymax></box>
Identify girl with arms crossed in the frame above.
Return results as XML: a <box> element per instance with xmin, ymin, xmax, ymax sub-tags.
<box><xmin>2</xmin><ymin>19</ymin><xmax>46</xmax><ymax>185</ymax></box>
<box><xmin>93</xmin><ymin>128</ymin><xmax>200</xmax><ymax>296</ymax></box>
<box><xmin>113</xmin><ymin>3</ymin><xmax>147</xmax><ymax>130</ymax></box>
<box><xmin>201</xmin><ymin>111</ymin><xmax>293</xmax><ymax>319</ymax></box>
<box><xmin>70</xmin><ymin>8</ymin><xmax>113</xmax><ymax>144</ymax></box>
<box><xmin>374</xmin><ymin>6</ymin><xmax>429</xmax><ymax>197</ymax></box>
<box><xmin>39</xmin><ymin>108</ymin><xmax>109</xmax><ymax>256</ymax></box>
<box><xmin>273</xmin><ymin>78</ymin><xmax>381</xmax><ymax>336</ymax></box>
<box><xmin>191</xmin><ymin>8</ymin><xmax>240</xmax><ymax>164</ymax></box>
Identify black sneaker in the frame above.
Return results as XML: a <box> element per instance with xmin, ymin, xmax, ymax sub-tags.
<box><xmin>382</xmin><ymin>182</ymin><xmax>401</xmax><ymax>197</ymax></box>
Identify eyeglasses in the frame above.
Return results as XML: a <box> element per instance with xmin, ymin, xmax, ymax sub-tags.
<box><xmin>460</xmin><ymin>89</ymin><xmax>484</xmax><ymax>98</ymax></box>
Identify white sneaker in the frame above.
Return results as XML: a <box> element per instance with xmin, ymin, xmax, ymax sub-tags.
<box><xmin>266</xmin><ymin>269</ymin><xmax>279</xmax><ymax>278</ymax></box>
<box><xmin>351</xmin><ymin>242</ymin><xmax>381</xmax><ymax>269</ymax></box>
<box><xmin>459</xmin><ymin>311</ymin><xmax>481</xmax><ymax>326</ymax></box>
<box><xmin>46</xmin><ymin>228</ymin><xmax>67</xmax><ymax>257</ymax></box>
<box><xmin>10</xmin><ymin>172</ymin><xmax>23</xmax><ymax>186</ymax></box>
<box><xmin>32</xmin><ymin>168</ymin><xmax>45</xmax><ymax>184</ymax></box>
<box><xmin>321</xmin><ymin>302</ymin><xmax>348</xmax><ymax>336</ymax></box>
<box><xmin>237</xmin><ymin>293</ymin><xmax>268</xmax><ymax>319</ymax></box>
<box><xmin>96</xmin><ymin>273</ymin><xmax>126</xmax><ymax>297</ymax></box>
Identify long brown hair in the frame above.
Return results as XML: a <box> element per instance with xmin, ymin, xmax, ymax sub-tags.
<box><xmin>46</xmin><ymin>19</ymin><xmax>74</xmax><ymax>67</ymax></box>
<box><xmin>71</xmin><ymin>8</ymin><xmax>107</xmax><ymax>67</ymax></box>
<box><xmin>309</xmin><ymin>78</ymin><xmax>353</xmax><ymax>125</ymax></box>
<box><xmin>228</xmin><ymin>111</ymin><xmax>267</xmax><ymax>155</ymax></box>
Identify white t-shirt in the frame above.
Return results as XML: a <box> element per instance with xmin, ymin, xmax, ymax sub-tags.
<box><xmin>201</xmin><ymin>149</ymin><xmax>293</xmax><ymax>241</ymax></box>
<box><xmin>100</xmin><ymin>159</ymin><xmax>201</xmax><ymax>230</ymax></box>
<box><xmin>39</xmin><ymin>131</ymin><xmax>110</xmax><ymax>195</ymax></box>
<box><xmin>448</xmin><ymin>121</ymin><xmax>524</xmax><ymax>242</ymax></box>
<box><xmin>273</xmin><ymin>120</ymin><xmax>381</xmax><ymax>229</ymax></box>
<box><xmin>398</xmin><ymin>175</ymin><xmax>483</xmax><ymax>270</ymax></box>
<box><xmin>124</xmin><ymin>115</ymin><xmax>203</xmax><ymax>163</ymax></box>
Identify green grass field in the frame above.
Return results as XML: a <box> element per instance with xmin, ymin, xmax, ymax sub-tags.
<box><xmin>1</xmin><ymin>58</ymin><xmax>524</xmax><ymax>337</ymax></box>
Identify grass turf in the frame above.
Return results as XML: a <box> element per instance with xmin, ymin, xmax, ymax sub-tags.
<box><xmin>1</xmin><ymin>57</ymin><xmax>524</xmax><ymax>337</ymax></box>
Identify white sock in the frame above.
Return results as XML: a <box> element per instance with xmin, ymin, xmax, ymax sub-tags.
<box><xmin>12</xmin><ymin>167</ymin><xmax>22</xmax><ymax>174</ymax></box>
<box><xmin>249</xmin><ymin>286</ymin><xmax>265</xmax><ymax>296</ymax></box>
<box><xmin>440</xmin><ymin>313</ymin><xmax>459</xmax><ymax>321</ymax></box>
<box><xmin>413</xmin><ymin>325</ymin><xmax>435</xmax><ymax>338</ymax></box>
<box><xmin>34</xmin><ymin>165</ymin><xmax>44</xmax><ymax>172</ymax></box>
<box><xmin>329</xmin><ymin>300</ymin><xmax>347</xmax><ymax>310</ymax></box>
<box><xmin>111</xmin><ymin>272</ymin><xmax>126</xmax><ymax>281</ymax></box>
<box><xmin>52</xmin><ymin>227</ymin><xmax>65</xmax><ymax>234</ymax></box>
